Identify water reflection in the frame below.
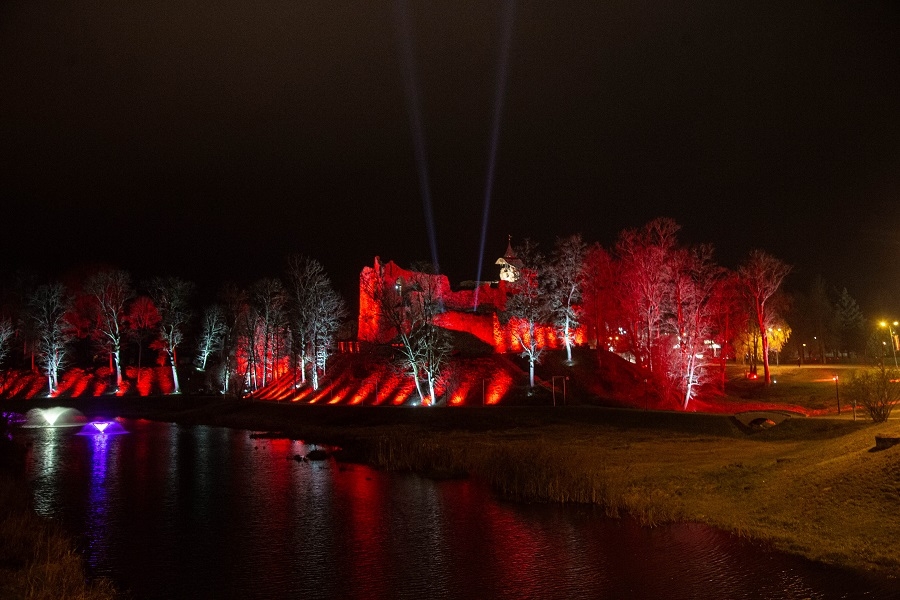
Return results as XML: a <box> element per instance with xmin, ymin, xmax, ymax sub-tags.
<box><xmin>15</xmin><ymin>421</ymin><xmax>900</xmax><ymax>600</ymax></box>
<box><xmin>86</xmin><ymin>432</ymin><xmax>111</xmax><ymax>569</ymax></box>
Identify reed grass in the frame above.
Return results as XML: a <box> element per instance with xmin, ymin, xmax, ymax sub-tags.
<box><xmin>0</xmin><ymin>475</ymin><xmax>119</xmax><ymax>600</ymax></box>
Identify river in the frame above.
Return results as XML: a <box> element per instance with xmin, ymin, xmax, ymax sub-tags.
<box><xmin>14</xmin><ymin>419</ymin><xmax>898</xmax><ymax>599</ymax></box>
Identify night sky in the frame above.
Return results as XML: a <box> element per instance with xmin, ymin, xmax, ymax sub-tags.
<box><xmin>1</xmin><ymin>1</ymin><xmax>898</xmax><ymax>312</ymax></box>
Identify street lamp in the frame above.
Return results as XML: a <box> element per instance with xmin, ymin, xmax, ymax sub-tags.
<box><xmin>833</xmin><ymin>375</ymin><xmax>840</xmax><ymax>415</ymax></box>
<box><xmin>879</xmin><ymin>321</ymin><xmax>899</xmax><ymax>368</ymax></box>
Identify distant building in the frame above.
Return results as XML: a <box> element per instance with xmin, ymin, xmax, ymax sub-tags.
<box><xmin>358</xmin><ymin>239</ymin><xmax>583</xmax><ymax>352</ymax></box>
<box><xmin>495</xmin><ymin>235</ymin><xmax>523</xmax><ymax>282</ymax></box>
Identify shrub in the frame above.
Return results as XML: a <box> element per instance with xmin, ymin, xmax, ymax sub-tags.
<box><xmin>845</xmin><ymin>364</ymin><xmax>900</xmax><ymax>422</ymax></box>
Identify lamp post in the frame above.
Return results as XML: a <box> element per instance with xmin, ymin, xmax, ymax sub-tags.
<box><xmin>879</xmin><ymin>321</ymin><xmax>899</xmax><ymax>369</ymax></box>
<box><xmin>552</xmin><ymin>376</ymin><xmax>567</xmax><ymax>406</ymax></box>
<box><xmin>833</xmin><ymin>375</ymin><xmax>840</xmax><ymax>415</ymax></box>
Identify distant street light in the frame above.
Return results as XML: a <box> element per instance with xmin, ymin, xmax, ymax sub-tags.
<box><xmin>879</xmin><ymin>321</ymin><xmax>899</xmax><ymax>368</ymax></box>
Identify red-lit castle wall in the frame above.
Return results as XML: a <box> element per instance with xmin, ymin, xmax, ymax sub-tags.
<box><xmin>358</xmin><ymin>257</ymin><xmax>584</xmax><ymax>352</ymax></box>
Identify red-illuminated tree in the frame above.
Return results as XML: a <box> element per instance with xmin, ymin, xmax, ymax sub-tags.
<box><xmin>126</xmin><ymin>295</ymin><xmax>160</xmax><ymax>389</ymax></box>
<box><xmin>708</xmin><ymin>273</ymin><xmax>745</xmax><ymax>385</ymax></box>
<box><xmin>83</xmin><ymin>269</ymin><xmax>134</xmax><ymax>390</ymax></box>
<box><xmin>249</xmin><ymin>278</ymin><xmax>288</xmax><ymax>390</ymax></box>
<box><xmin>147</xmin><ymin>277</ymin><xmax>195</xmax><ymax>394</ymax></box>
<box><xmin>580</xmin><ymin>243</ymin><xmax>616</xmax><ymax>351</ymax></box>
<box><xmin>505</xmin><ymin>239</ymin><xmax>550</xmax><ymax>389</ymax></box>
<box><xmin>218</xmin><ymin>283</ymin><xmax>249</xmax><ymax>394</ymax></box>
<box><xmin>547</xmin><ymin>234</ymin><xmax>586</xmax><ymax>364</ymax></box>
<box><xmin>286</xmin><ymin>255</ymin><xmax>347</xmax><ymax>391</ymax></box>
<box><xmin>615</xmin><ymin>218</ymin><xmax>680</xmax><ymax>373</ymax></box>
<box><xmin>195</xmin><ymin>304</ymin><xmax>225</xmax><ymax>373</ymax></box>
<box><xmin>28</xmin><ymin>283</ymin><xmax>73</xmax><ymax>394</ymax></box>
<box><xmin>739</xmin><ymin>250</ymin><xmax>791</xmax><ymax>385</ymax></box>
<box><xmin>665</xmin><ymin>245</ymin><xmax>725</xmax><ymax>408</ymax></box>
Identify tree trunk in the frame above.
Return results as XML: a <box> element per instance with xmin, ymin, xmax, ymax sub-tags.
<box><xmin>137</xmin><ymin>340</ymin><xmax>143</xmax><ymax>389</ymax></box>
<box><xmin>529</xmin><ymin>358</ymin><xmax>535</xmax><ymax>388</ymax></box>
<box><xmin>168</xmin><ymin>348</ymin><xmax>180</xmax><ymax>394</ymax></box>
<box><xmin>114</xmin><ymin>349</ymin><xmax>123</xmax><ymax>390</ymax></box>
<box><xmin>759</xmin><ymin>321</ymin><xmax>772</xmax><ymax>385</ymax></box>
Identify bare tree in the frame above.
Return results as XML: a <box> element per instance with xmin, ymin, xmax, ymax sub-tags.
<box><xmin>84</xmin><ymin>269</ymin><xmax>134</xmax><ymax>390</ymax></box>
<box><xmin>195</xmin><ymin>304</ymin><xmax>226</xmax><ymax>372</ymax></box>
<box><xmin>147</xmin><ymin>277</ymin><xmax>195</xmax><ymax>394</ymax></box>
<box><xmin>739</xmin><ymin>250</ymin><xmax>791</xmax><ymax>385</ymax></box>
<box><xmin>249</xmin><ymin>278</ymin><xmax>288</xmax><ymax>390</ymax></box>
<box><xmin>0</xmin><ymin>318</ymin><xmax>13</xmax><ymax>367</ymax></box>
<box><xmin>505</xmin><ymin>239</ymin><xmax>550</xmax><ymax>389</ymax></box>
<box><xmin>126</xmin><ymin>295</ymin><xmax>160</xmax><ymax>389</ymax></box>
<box><xmin>615</xmin><ymin>218</ymin><xmax>680</xmax><ymax>372</ymax></box>
<box><xmin>218</xmin><ymin>283</ymin><xmax>248</xmax><ymax>395</ymax></box>
<box><xmin>547</xmin><ymin>234</ymin><xmax>587</xmax><ymax>364</ymax></box>
<box><xmin>580</xmin><ymin>243</ymin><xmax>615</xmax><ymax>351</ymax></box>
<box><xmin>666</xmin><ymin>245</ymin><xmax>725</xmax><ymax>409</ymax></box>
<box><xmin>285</xmin><ymin>255</ymin><xmax>347</xmax><ymax>390</ymax></box>
<box><xmin>28</xmin><ymin>283</ymin><xmax>73</xmax><ymax>394</ymax></box>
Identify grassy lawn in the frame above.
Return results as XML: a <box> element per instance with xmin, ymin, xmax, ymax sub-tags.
<box><xmin>721</xmin><ymin>364</ymin><xmax>873</xmax><ymax>415</ymax></box>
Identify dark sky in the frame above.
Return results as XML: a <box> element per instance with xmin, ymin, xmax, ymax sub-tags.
<box><xmin>1</xmin><ymin>1</ymin><xmax>898</xmax><ymax>312</ymax></box>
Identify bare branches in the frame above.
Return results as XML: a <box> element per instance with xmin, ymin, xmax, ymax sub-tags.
<box><xmin>505</xmin><ymin>239</ymin><xmax>550</xmax><ymax>389</ymax></box>
<box><xmin>739</xmin><ymin>250</ymin><xmax>791</xmax><ymax>385</ymax></box>
<box><xmin>28</xmin><ymin>283</ymin><xmax>73</xmax><ymax>394</ymax></box>
<box><xmin>83</xmin><ymin>269</ymin><xmax>133</xmax><ymax>390</ymax></box>
<box><xmin>0</xmin><ymin>318</ymin><xmax>13</xmax><ymax>367</ymax></box>
<box><xmin>286</xmin><ymin>255</ymin><xmax>347</xmax><ymax>390</ymax></box>
<box><xmin>147</xmin><ymin>277</ymin><xmax>195</xmax><ymax>394</ymax></box>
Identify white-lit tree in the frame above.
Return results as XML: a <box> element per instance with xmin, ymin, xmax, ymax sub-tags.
<box><xmin>666</xmin><ymin>245</ymin><xmax>725</xmax><ymax>409</ymax></box>
<box><xmin>505</xmin><ymin>239</ymin><xmax>550</xmax><ymax>390</ymax></box>
<box><xmin>28</xmin><ymin>283</ymin><xmax>73</xmax><ymax>395</ymax></box>
<box><xmin>0</xmin><ymin>318</ymin><xmax>13</xmax><ymax>368</ymax></box>
<box><xmin>195</xmin><ymin>304</ymin><xmax>226</xmax><ymax>372</ymax></box>
<box><xmin>285</xmin><ymin>255</ymin><xmax>347</xmax><ymax>391</ymax></box>
<box><xmin>249</xmin><ymin>278</ymin><xmax>287</xmax><ymax>390</ymax></box>
<box><xmin>84</xmin><ymin>269</ymin><xmax>133</xmax><ymax>390</ymax></box>
<box><xmin>547</xmin><ymin>234</ymin><xmax>587</xmax><ymax>364</ymax></box>
<box><xmin>363</xmin><ymin>264</ymin><xmax>450</xmax><ymax>405</ymax></box>
<box><xmin>147</xmin><ymin>277</ymin><xmax>194</xmax><ymax>394</ymax></box>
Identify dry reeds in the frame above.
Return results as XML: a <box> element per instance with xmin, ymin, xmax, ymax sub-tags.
<box><xmin>0</xmin><ymin>475</ymin><xmax>119</xmax><ymax>600</ymax></box>
<box><xmin>365</xmin><ymin>433</ymin><xmax>684</xmax><ymax>526</ymax></box>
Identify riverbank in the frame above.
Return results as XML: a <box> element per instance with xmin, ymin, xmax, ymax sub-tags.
<box><xmin>6</xmin><ymin>396</ymin><xmax>900</xmax><ymax>580</ymax></box>
<box><xmin>0</xmin><ymin>435</ymin><xmax>118</xmax><ymax>599</ymax></box>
